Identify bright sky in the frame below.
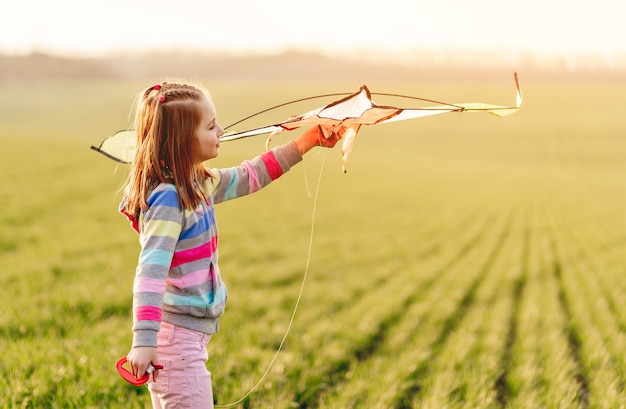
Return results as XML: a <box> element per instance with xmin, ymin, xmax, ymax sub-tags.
<box><xmin>1</xmin><ymin>0</ymin><xmax>625</xmax><ymax>64</ymax></box>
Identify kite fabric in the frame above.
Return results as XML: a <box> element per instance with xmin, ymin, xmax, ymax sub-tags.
<box><xmin>91</xmin><ymin>73</ymin><xmax>522</xmax><ymax>171</ymax></box>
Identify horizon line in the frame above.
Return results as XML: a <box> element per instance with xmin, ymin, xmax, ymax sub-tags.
<box><xmin>2</xmin><ymin>46</ymin><xmax>626</xmax><ymax>72</ymax></box>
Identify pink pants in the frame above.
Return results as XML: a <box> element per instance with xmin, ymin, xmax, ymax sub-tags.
<box><xmin>148</xmin><ymin>322</ymin><xmax>214</xmax><ymax>409</ymax></box>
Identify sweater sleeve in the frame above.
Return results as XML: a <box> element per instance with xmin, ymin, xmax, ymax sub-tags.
<box><xmin>206</xmin><ymin>141</ymin><xmax>303</xmax><ymax>204</ymax></box>
<box><xmin>132</xmin><ymin>185</ymin><xmax>183</xmax><ymax>348</ymax></box>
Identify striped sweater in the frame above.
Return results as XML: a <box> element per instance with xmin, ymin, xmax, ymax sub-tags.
<box><xmin>121</xmin><ymin>142</ymin><xmax>303</xmax><ymax>348</ymax></box>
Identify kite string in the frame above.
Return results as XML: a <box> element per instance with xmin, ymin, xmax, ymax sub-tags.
<box><xmin>215</xmin><ymin>154</ymin><xmax>326</xmax><ymax>408</ymax></box>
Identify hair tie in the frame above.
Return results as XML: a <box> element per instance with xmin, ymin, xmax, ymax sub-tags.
<box><xmin>159</xmin><ymin>96</ymin><xmax>165</xmax><ymax>102</ymax></box>
<box><xmin>152</xmin><ymin>84</ymin><xmax>161</xmax><ymax>91</ymax></box>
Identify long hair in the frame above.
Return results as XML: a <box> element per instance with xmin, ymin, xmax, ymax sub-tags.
<box><xmin>124</xmin><ymin>81</ymin><xmax>211</xmax><ymax>218</ymax></box>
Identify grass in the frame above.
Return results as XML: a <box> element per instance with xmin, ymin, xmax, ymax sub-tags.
<box><xmin>1</xmin><ymin>76</ymin><xmax>626</xmax><ymax>408</ymax></box>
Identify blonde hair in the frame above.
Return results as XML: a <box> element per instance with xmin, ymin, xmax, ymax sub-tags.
<box><xmin>124</xmin><ymin>81</ymin><xmax>211</xmax><ymax>218</ymax></box>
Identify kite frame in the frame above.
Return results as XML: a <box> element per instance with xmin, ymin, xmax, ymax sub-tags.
<box><xmin>91</xmin><ymin>73</ymin><xmax>521</xmax><ymax>163</ymax></box>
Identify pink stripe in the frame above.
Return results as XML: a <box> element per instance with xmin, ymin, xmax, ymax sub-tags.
<box><xmin>260</xmin><ymin>151</ymin><xmax>283</xmax><ymax>180</ymax></box>
<box><xmin>166</xmin><ymin>267</ymin><xmax>213</xmax><ymax>288</ymax></box>
<box><xmin>134</xmin><ymin>276</ymin><xmax>166</xmax><ymax>294</ymax></box>
<box><xmin>243</xmin><ymin>161</ymin><xmax>261</xmax><ymax>193</ymax></box>
<box><xmin>135</xmin><ymin>306</ymin><xmax>162</xmax><ymax>321</ymax></box>
<box><xmin>171</xmin><ymin>236</ymin><xmax>218</xmax><ymax>268</ymax></box>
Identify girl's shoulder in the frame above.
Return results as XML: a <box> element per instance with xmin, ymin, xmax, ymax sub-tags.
<box><xmin>202</xmin><ymin>168</ymin><xmax>221</xmax><ymax>196</ymax></box>
<box><xmin>146</xmin><ymin>182</ymin><xmax>179</xmax><ymax>208</ymax></box>
<box><xmin>151</xmin><ymin>182</ymin><xmax>177</xmax><ymax>193</ymax></box>
<box><xmin>148</xmin><ymin>182</ymin><xmax>177</xmax><ymax>197</ymax></box>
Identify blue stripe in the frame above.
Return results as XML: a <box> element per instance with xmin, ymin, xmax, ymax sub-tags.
<box><xmin>147</xmin><ymin>186</ymin><xmax>179</xmax><ymax>208</ymax></box>
<box><xmin>163</xmin><ymin>285</ymin><xmax>227</xmax><ymax>307</ymax></box>
<box><xmin>179</xmin><ymin>210</ymin><xmax>214</xmax><ymax>240</ymax></box>
<box><xmin>139</xmin><ymin>248</ymin><xmax>173</xmax><ymax>267</ymax></box>
<box><xmin>223</xmin><ymin>170</ymin><xmax>240</xmax><ymax>201</ymax></box>
<box><xmin>180</xmin><ymin>221</ymin><xmax>205</xmax><ymax>240</ymax></box>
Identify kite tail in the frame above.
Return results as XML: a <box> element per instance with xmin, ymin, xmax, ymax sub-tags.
<box><xmin>265</xmin><ymin>128</ymin><xmax>285</xmax><ymax>151</ymax></box>
<box><xmin>340</xmin><ymin>125</ymin><xmax>361</xmax><ymax>173</ymax></box>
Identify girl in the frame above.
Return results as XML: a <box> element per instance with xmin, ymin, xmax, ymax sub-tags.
<box><xmin>120</xmin><ymin>81</ymin><xmax>343</xmax><ymax>408</ymax></box>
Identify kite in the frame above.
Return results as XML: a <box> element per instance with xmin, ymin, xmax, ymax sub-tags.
<box><xmin>91</xmin><ymin>73</ymin><xmax>522</xmax><ymax>172</ymax></box>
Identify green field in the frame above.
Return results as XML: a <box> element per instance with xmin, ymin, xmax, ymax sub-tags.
<box><xmin>1</xmin><ymin>76</ymin><xmax>626</xmax><ymax>408</ymax></box>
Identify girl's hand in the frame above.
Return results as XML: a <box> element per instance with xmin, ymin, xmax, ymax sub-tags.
<box><xmin>295</xmin><ymin>124</ymin><xmax>346</xmax><ymax>155</ymax></box>
<box><xmin>127</xmin><ymin>346</ymin><xmax>160</xmax><ymax>381</ymax></box>
<box><xmin>317</xmin><ymin>124</ymin><xmax>346</xmax><ymax>148</ymax></box>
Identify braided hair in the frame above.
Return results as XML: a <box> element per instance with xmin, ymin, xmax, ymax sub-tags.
<box><xmin>124</xmin><ymin>81</ymin><xmax>212</xmax><ymax>217</ymax></box>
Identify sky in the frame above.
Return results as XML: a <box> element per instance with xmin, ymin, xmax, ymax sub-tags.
<box><xmin>1</xmin><ymin>0</ymin><xmax>625</xmax><ymax>67</ymax></box>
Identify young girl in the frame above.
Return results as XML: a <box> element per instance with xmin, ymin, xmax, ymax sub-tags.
<box><xmin>120</xmin><ymin>81</ymin><xmax>343</xmax><ymax>408</ymax></box>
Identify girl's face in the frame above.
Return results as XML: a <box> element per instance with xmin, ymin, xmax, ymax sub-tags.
<box><xmin>194</xmin><ymin>96</ymin><xmax>224</xmax><ymax>162</ymax></box>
